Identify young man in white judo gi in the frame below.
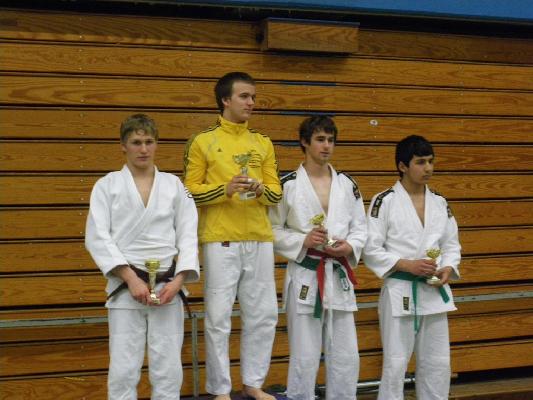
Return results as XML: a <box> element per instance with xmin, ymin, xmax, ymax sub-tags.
<box><xmin>183</xmin><ymin>72</ymin><xmax>282</xmax><ymax>400</ymax></box>
<box><xmin>269</xmin><ymin>115</ymin><xmax>367</xmax><ymax>400</ymax></box>
<box><xmin>85</xmin><ymin>114</ymin><xmax>200</xmax><ymax>400</ymax></box>
<box><xmin>363</xmin><ymin>135</ymin><xmax>461</xmax><ymax>400</ymax></box>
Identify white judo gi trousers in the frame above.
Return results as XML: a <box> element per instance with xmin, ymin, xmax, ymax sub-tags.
<box><xmin>286</xmin><ymin>281</ymin><xmax>359</xmax><ymax>400</ymax></box>
<box><xmin>203</xmin><ymin>241</ymin><xmax>278</xmax><ymax>395</ymax></box>
<box><xmin>378</xmin><ymin>289</ymin><xmax>451</xmax><ymax>400</ymax></box>
<box><xmin>108</xmin><ymin>302</ymin><xmax>184</xmax><ymax>400</ymax></box>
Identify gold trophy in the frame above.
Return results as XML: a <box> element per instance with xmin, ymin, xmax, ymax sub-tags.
<box><xmin>425</xmin><ymin>248</ymin><xmax>442</xmax><ymax>286</ymax></box>
<box><xmin>232</xmin><ymin>151</ymin><xmax>256</xmax><ymax>200</ymax></box>
<box><xmin>145</xmin><ymin>260</ymin><xmax>161</xmax><ymax>305</ymax></box>
<box><xmin>310</xmin><ymin>213</ymin><xmax>337</xmax><ymax>247</ymax></box>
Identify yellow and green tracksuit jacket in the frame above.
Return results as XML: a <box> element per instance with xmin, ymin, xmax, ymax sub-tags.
<box><xmin>183</xmin><ymin>116</ymin><xmax>282</xmax><ymax>243</ymax></box>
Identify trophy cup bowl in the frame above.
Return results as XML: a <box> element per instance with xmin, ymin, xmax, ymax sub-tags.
<box><xmin>232</xmin><ymin>152</ymin><xmax>256</xmax><ymax>200</ymax></box>
<box><xmin>425</xmin><ymin>248</ymin><xmax>442</xmax><ymax>286</ymax></box>
<box><xmin>310</xmin><ymin>213</ymin><xmax>337</xmax><ymax>247</ymax></box>
<box><xmin>145</xmin><ymin>259</ymin><xmax>161</xmax><ymax>305</ymax></box>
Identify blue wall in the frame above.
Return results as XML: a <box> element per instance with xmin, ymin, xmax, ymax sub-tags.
<box><xmin>164</xmin><ymin>0</ymin><xmax>533</xmax><ymax>23</ymax></box>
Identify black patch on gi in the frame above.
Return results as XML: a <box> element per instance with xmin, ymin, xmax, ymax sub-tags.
<box><xmin>340</xmin><ymin>171</ymin><xmax>361</xmax><ymax>200</ymax></box>
<box><xmin>299</xmin><ymin>285</ymin><xmax>309</xmax><ymax>300</ymax></box>
<box><xmin>430</xmin><ymin>188</ymin><xmax>453</xmax><ymax>219</ymax></box>
<box><xmin>403</xmin><ymin>296</ymin><xmax>410</xmax><ymax>311</ymax></box>
<box><xmin>183</xmin><ymin>186</ymin><xmax>194</xmax><ymax>199</ymax></box>
<box><xmin>370</xmin><ymin>188</ymin><xmax>394</xmax><ymax>218</ymax></box>
<box><xmin>281</xmin><ymin>171</ymin><xmax>297</xmax><ymax>187</ymax></box>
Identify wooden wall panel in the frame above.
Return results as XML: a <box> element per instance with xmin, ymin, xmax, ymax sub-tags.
<box><xmin>4</xmin><ymin>43</ymin><xmax>533</xmax><ymax>90</ymax></box>
<box><xmin>1</xmin><ymin>202</ymin><xmax>530</xmax><ymax>241</ymax></box>
<box><xmin>3</xmin><ymin>256</ymin><xmax>533</xmax><ymax>308</ymax></box>
<box><xmin>0</xmin><ymin>5</ymin><xmax>532</xmax><ymax>398</ymax></box>
<box><xmin>3</xmin><ymin>76</ymin><xmax>533</xmax><ymax>115</ymax></box>
<box><xmin>2</xmin><ymin>234</ymin><xmax>531</xmax><ymax>275</ymax></box>
<box><xmin>3</xmin><ymin>109</ymin><xmax>533</xmax><ymax>143</ymax></box>
<box><xmin>0</xmin><ymin>10</ymin><xmax>257</xmax><ymax>50</ymax></box>
<box><xmin>2</xmin><ymin>142</ymin><xmax>532</xmax><ymax>173</ymax></box>
<box><xmin>2</xmin><ymin>173</ymin><xmax>532</xmax><ymax>206</ymax></box>
<box><xmin>1</xmin><ymin>10</ymin><xmax>532</xmax><ymax>63</ymax></box>
<box><xmin>2</xmin><ymin>311</ymin><xmax>531</xmax><ymax>377</ymax></box>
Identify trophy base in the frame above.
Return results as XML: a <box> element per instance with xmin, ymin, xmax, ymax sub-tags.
<box><xmin>326</xmin><ymin>238</ymin><xmax>338</xmax><ymax>248</ymax></box>
<box><xmin>150</xmin><ymin>293</ymin><xmax>161</xmax><ymax>305</ymax></box>
<box><xmin>426</xmin><ymin>276</ymin><xmax>441</xmax><ymax>286</ymax></box>
<box><xmin>239</xmin><ymin>191</ymin><xmax>256</xmax><ymax>200</ymax></box>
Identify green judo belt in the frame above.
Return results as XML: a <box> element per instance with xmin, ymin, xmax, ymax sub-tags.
<box><xmin>390</xmin><ymin>271</ymin><xmax>450</xmax><ymax>332</ymax></box>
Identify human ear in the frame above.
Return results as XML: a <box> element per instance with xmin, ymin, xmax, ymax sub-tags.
<box><xmin>398</xmin><ymin>161</ymin><xmax>408</xmax><ymax>173</ymax></box>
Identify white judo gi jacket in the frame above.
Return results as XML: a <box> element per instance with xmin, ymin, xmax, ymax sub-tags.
<box><xmin>363</xmin><ymin>181</ymin><xmax>461</xmax><ymax>317</ymax></box>
<box><xmin>270</xmin><ymin>164</ymin><xmax>367</xmax><ymax>314</ymax></box>
<box><xmin>86</xmin><ymin>165</ymin><xmax>200</xmax><ymax>305</ymax></box>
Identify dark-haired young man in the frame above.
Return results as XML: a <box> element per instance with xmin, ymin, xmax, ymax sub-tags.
<box><xmin>270</xmin><ymin>115</ymin><xmax>367</xmax><ymax>400</ymax></box>
<box><xmin>363</xmin><ymin>135</ymin><xmax>461</xmax><ymax>400</ymax></box>
<box><xmin>184</xmin><ymin>72</ymin><xmax>282</xmax><ymax>400</ymax></box>
<box><xmin>86</xmin><ymin>114</ymin><xmax>200</xmax><ymax>399</ymax></box>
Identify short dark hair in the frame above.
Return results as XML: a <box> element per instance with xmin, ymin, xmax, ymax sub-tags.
<box><xmin>395</xmin><ymin>135</ymin><xmax>434</xmax><ymax>177</ymax></box>
<box><xmin>120</xmin><ymin>114</ymin><xmax>158</xmax><ymax>143</ymax></box>
<box><xmin>214</xmin><ymin>72</ymin><xmax>255</xmax><ymax>113</ymax></box>
<box><xmin>299</xmin><ymin>115</ymin><xmax>338</xmax><ymax>152</ymax></box>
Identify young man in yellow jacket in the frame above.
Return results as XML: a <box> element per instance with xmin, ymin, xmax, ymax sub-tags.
<box><xmin>184</xmin><ymin>72</ymin><xmax>282</xmax><ymax>400</ymax></box>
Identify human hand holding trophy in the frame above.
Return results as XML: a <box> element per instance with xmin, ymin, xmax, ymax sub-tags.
<box><xmin>310</xmin><ymin>213</ymin><xmax>337</xmax><ymax>248</ymax></box>
<box><xmin>232</xmin><ymin>151</ymin><xmax>257</xmax><ymax>200</ymax></box>
<box><xmin>425</xmin><ymin>248</ymin><xmax>442</xmax><ymax>286</ymax></box>
<box><xmin>145</xmin><ymin>260</ymin><xmax>161</xmax><ymax>305</ymax></box>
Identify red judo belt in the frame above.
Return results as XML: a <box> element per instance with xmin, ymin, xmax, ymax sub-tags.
<box><xmin>297</xmin><ymin>248</ymin><xmax>357</xmax><ymax>318</ymax></box>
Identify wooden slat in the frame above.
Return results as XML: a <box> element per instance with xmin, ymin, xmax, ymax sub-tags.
<box><xmin>358</xmin><ymin>30</ymin><xmax>533</xmax><ymax>64</ymax></box>
<box><xmin>1</xmin><ymin>10</ymin><xmax>532</xmax><ymax>63</ymax></box>
<box><xmin>3</xmin><ymin>295</ymin><xmax>531</xmax><ymax>345</ymax></box>
<box><xmin>2</xmin><ymin>142</ymin><xmax>533</xmax><ymax>173</ymax></box>
<box><xmin>1</xmin><ymin>201</ymin><xmax>530</xmax><ymax>240</ymax></box>
<box><xmin>451</xmin><ymin>339</ymin><xmax>533</xmax><ymax>372</ymax></box>
<box><xmin>2</xmin><ymin>265</ymin><xmax>532</xmax><ymax>309</ymax></box>
<box><xmin>3</xmin><ymin>76</ymin><xmax>533</xmax><ymax>116</ymax></box>
<box><xmin>2</xmin><ymin>338</ymin><xmax>532</xmax><ymax>400</ymax></box>
<box><xmin>0</xmin><ymin>241</ymin><xmax>95</xmax><ymax>273</ymax></box>
<box><xmin>0</xmin><ymin>306</ymin><xmax>106</xmax><ymax>322</ymax></box>
<box><xmin>460</xmin><ymin>228</ymin><xmax>533</xmax><ymax>255</ymax></box>
<box><xmin>2</xmin><ymin>109</ymin><xmax>533</xmax><ymax>143</ymax></box>
<box><xmin>452</xmin><ymin>201</ymin><xmax>533</xmax><ymax>228</ymax></box>
<box><xmin>3</xmin><ymin>43</ymin><xmax>533</xmax><ymax>90</ymax></box>
<box><xmin>449</xmin><ymin>311</ymin><xmax>533</xmax><ymax>344</ymax></box>
<box><xmin>452</xmin><ymin>284</ymin><xmax>533</xmax><ymax>299</ymax></box>
<box><xmin>0</xmin><ymin>273</ymin><xmax>104</xmax><ymax>307</ymax></box>
<box><xmin>2</xmin><ymin>173</ymin><xmax>532</xmax><ymax>206</ymax></box>
<box><xmin>2</xmin><ymin>230</ymin><xmax>532</xmax><ymax>275</ymax></box>
<box><xmin>300</xmin><ymin>144</ymin><xmax>533</xmax><ymax>174</ymax></box>
<box><xmin>2</xmin><ymin>311</ymin><xmax>531</xmax><ymax>377</ymax></box>
<box><xmin>449</xmin><ymin>377</ymin><xmax>533</xmax><ymax>399</ymax></box>
<box><xmin>0</xmin><ymin>10</ymin><xmax>257</xmax><ymax>50</ymax></box>
<box><xmin>434</xmin><ymin>254</ymin><xmax>533</xmax><ymax>285</ymax></box>
<box><xmin>3</xmin><ymin>295</ymin><xmax>532</xmax><ymax>343</ymax></box>
<box><xmin>0</xmin><ymin>209</ymin><xmax>87</xmax><ymax>240</ymax></box>
<box><xmin>0</xmin><ymin>176</ymin><xmax>98</xmax><ymax>205</ymax></box>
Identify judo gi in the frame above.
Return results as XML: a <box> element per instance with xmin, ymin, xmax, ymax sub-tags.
<box><xmin>363</xmin><ymin>180</ymin><xmax>461</xmax><ymax>400</ymax></box>
<box><xmin>86</xmin><ymin>165</ymin><xmax>200</xmax><ymax>400</ymax></box>
<box><xmin>269</xmin><ymin>164</ymin><xmax>367</xmax><ymax>400</ymax></box>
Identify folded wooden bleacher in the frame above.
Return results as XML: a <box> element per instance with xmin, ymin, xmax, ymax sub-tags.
<box><xmin>0</xmin><ymin>4</ymin><xmax>532</xmax><ymax>399</ymax></box>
